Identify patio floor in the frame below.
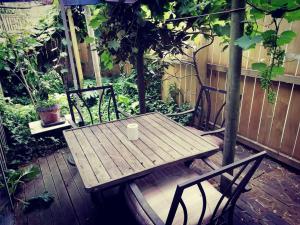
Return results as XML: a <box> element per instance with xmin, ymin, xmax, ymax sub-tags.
<box><xmin>14</xmin><ymin>146</ymin><xmax>300</xmax><ymax>225</ymax></box>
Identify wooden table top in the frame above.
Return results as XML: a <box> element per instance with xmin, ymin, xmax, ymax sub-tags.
<box><xmin>63</xmin><ymin>112</ymin><xmax>219</xmax><ymax>191</ymax></box>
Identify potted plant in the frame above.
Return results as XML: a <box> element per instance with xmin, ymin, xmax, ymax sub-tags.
<box><xmin>33</xmin><ymin>70</ymin><xmax>64</xmax><ymax>126</ymax></box>
<box><xmin>36</xmin><ymin>98</ymin><xmax>61</xmax><ymax>126</ymax></box>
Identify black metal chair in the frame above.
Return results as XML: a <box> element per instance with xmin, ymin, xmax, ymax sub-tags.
<box><xmin>125</xmin><ymin>151</ymin><xmax>266</xmax><ymax>225</ymax></box>
<box><xmin>66</xmin><ymin>85</ymin><xmax>129</xmax><ymax>127</ymax></box>
<box><xmin>169</xmin><ymin>85</ymin><xmax>229</xmax><ymax>150</ymax></box>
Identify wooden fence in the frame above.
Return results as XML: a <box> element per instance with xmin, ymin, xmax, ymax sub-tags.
<box><xmin>163</xmin><ymin>20</ymin><xmax>300</xmax><ymax>169</ymax></box>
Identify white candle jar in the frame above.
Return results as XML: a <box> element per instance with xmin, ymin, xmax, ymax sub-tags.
<box><xmin>127</xmin><ymin>123</ymin><xmax>139</xmax><ymax>140</ymax></box>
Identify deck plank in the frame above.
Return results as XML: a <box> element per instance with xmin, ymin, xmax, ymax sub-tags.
<box><xmin>46</xmin><ymin>154</ymin><xmax>79</xmax><ymax>225</ymax></box>
<box><xmin>14</xmin><ymin>147</ymin><xmax>300</xmax><ymax>225</ymax></box>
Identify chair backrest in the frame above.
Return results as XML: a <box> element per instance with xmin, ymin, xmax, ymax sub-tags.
<box><xmin>165</xmin><ymin>151</ymin><xmax>266</xmax><ymax>225</ymax></box>
<box><xmin>66</xmin><ymin>85</ymin><xmax>120</xmax><ymax>126</ymax></box>
<box><xmin>191</xmin><ymin>85</ymin><xmax>227</xmax><ymax>131</ymax></box>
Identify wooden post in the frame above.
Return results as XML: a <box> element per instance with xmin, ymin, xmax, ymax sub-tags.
<box><xmin>136</xmin><ymin>46</ymin><xmax>146</xmax><ymax>114</ymax></box>
<box><xmin>222</xmin><ymin>0</ymin><xmax>246</xmax><ymax>167</ymax></box>
<box><xmin>67</xmin><ymin>8</ymin><xmax>84</xmax><ymax>88</ymax></box>
<box><xmin>84</xmin><ymin>6</ymin><xmax>102</xmax><ymax>86</ymax></box>
<box><xmin>59</xmin><ymin>1</ymin><xmax>79</xmax><ymax>89</ymax></box>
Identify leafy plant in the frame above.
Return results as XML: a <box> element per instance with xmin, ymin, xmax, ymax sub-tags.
<box><xmin>23</xmin><ymin>191</ymin><xmax>54</xmax><ymax>213</ymax></box>
<box><xmin>5</xmin><ymin>165</ymin><xmax>40</xmax><ymax>196</ymax></box>
<box><xmin>89</xmin><ymin>0</ymin><xmax>230</xmax><ymax>113</ymax></box>
<box><xmin>235</xmin><ymin>0</ymin><xmax>300</xmax><ymax>102</ymax></box>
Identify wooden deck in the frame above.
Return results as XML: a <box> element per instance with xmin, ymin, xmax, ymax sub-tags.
<box><xmin>14</xmin><ymin>146</ymin><xmax>300</xmax><ymax>225</ymax></box>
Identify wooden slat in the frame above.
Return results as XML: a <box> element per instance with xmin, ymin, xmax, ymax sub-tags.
<box><xmin>34</xmin><ymin>163</ymin><xmax>53</xmax><ymax>225</ymax></box>
<box><xmin>239</xmin><ymin>76</ymin><xmax>254</xmax><ymax>136</ymax></box>
<box><xmin>72</xmin><ymin>129</ymin><xmax>111</xmax><ymax>183</ymax></box>
<box><xmin>257</xmin><ymin>82</ymin><xmax>279</xmax><ymax>146</ymax></box>
<box><xmin>124</xmin><ymin>118</ymin><xmax>181</xmax><ymax>159</ymax></box>
<box><xmin>152</xmin><ymin>113</ymin><xmax>217</xmax><ymax>149</ymax></box>
<box><xmin>46</xmin><ymin>154</ymin><xmax>79</xmax><ymax>225</ymax></box>
<box><xmin>143</xmin><ymin>115</ymin><xmax>201</xmax><ymax>153</ymax></box>
<box><xmin>247</xmin><ymin>80</ymin><xmax>265</xmax><ymax>141</ymax></box>
<box><xmin>39</xmin><ymin>157</ymin><xmax>65</xmax><ymax>225</ymax></box>
<box><xmin>105</xmin><ymin>122</ymin><xmax>155</xmax><ymax>168</ymax></box>
<box><xmin>81</xmin><ymin>127</ymin><xmax>122</xmax><ymax>179</ymax></box>
<box><xmin>113</xmin><ymin>121</ymin><xmax>165</xmax><ymax>165</ymax></box>
<box><xmin>268</xmin><ymin>83</ymin><xmax>291</xmax><ymax>151</ymax></box>
<box><xmin>89</xmin><ymin>126</ymin><xmax>134</xmax><ymax>175</ymax></box>
<box><xmin>116</xmin><ymin>120</ymin><xmax>174</xmax><ymax>161</ymax></box>
<box><xmin>135</xmin><ymin>116</ymin><xmax>194</xmax><ymax>156</ymax></box>
<box><xmin>63</xmin><ymin>131</ymin><xmax>99</xmax><ymax>189</ymax></box>
<box><xmin>24</xmin><ymin>178</ymin><xmax>39</xmax><ymax>225</ymax></box>
<box><xmin>54</xmin><ymin>152</ymin><xmax>92</xmax><ymax>225</ymax></box>
<box><xmin>208</xmin><ymin>63</ymin><xmax>300</xmax><ymax>85</ymax></box>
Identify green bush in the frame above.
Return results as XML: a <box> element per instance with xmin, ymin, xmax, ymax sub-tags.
<box><xmin>0</xmin><ymin>96</ymin><xmax>67</xmax><ymax>166</ymax></box>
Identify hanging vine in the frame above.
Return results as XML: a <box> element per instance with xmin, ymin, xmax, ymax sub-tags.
<box><xmin>235</xmin><ymin>0</ymin><xmax>300</xmax><ymax>103</ymax></box>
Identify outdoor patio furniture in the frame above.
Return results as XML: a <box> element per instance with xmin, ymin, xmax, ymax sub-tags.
<box><xmin>125</xmin><ymin>151</ymin><xmax>266</xmax><ymax>225</ymax></box>
<box><xmin>66</xmin><ymin>85</ymin><xmax>129</xmax><ymax>127</ymax></box>
<box><xmin>169</xmin><ymin>85</ymin><xmax>229</xmax><ymax>150</ymax></box>
<box><xmin>63</xmin><ymin>112</ymin><xmax>219</xmax><ymax>192</ymax></box>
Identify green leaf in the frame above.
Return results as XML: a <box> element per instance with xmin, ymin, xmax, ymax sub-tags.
<box><xmin>107</xmin><ymin>40</ymin><xmax>120</xmax><ymax>51</ymax></box>
<box><xmin>84</xmin><ymin>36</ymin><xmax>95</xmax><ymax>44</ymax></box>
<box><xmin>61</xmin><ymin>38</ymin><xmax>67</xmax><ymax>46</ymax></box>
<box><xmin>285</xmin><ymin>10</ymin><xmax>300</xmax><ymax>22</ymax></box>
<box><xmin>271</xmin><ymin>66</ymin><xmax>285</xmax><ymax>76</ymax></box>
<box><xmin>101</xmin><ymin>51</ymin><xmax>113</xmax><ymax>70</ymax></box>
<box><xmin>59</xmin><ymin>52</ymin><xmax>68</xmax><ymax>58</ymax></box>
<box><xmin>235</xmin><ymin>35</ymin><xmax>262</xmax><ymax>49</ymax></box>
<box><xmin>252</xmin><ymin>63</ymin><xmax>267</xmax><ymax>72</ymax></box>
<box><xmin>250</xmin><ymin>8</ymin><xmax>265</xmax><ymax>19</ymax></box>
<box><xmin>277</xmin><ymin>31</ymin><xmax>297</xmax><ymax>46</ymax></box>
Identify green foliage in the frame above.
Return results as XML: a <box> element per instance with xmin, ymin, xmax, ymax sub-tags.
<box><xmin>235</xmin><ymin>0</ymin><xmax>300</xmax><ymax>103</ymax></box>
<box><xmin>23</xmin><ymin>191</ymin><xmax>54</xmax><ymax>213</ymax></box>
<box><xmin>0</xmin><ymin>7</ymin><xmax>65</xmax><ymax>103</ymax></box>
<box><xmin>103</xmin><ymin>59</ymin><xmax>192</xmax><ymax>124</ymax></box>
<box><xmin>0</xmin><ymin>97</ymin><xmax>67</xmax><ymax>165</ymax></box>
<box><xmin>4</xmin><ymin>165</ymin><xmax>40</xmax><ymax>196</ymax></box>
<box><xmin>89</xmin><ymin>0</ymin><xmax>230</xmax><ymax>68</ymax></box>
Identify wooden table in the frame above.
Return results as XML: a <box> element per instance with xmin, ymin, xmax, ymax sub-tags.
<box><xmin>63</xmin><ymin>112</ymin><xmax>218</xmax><ymax>191</ymax></box>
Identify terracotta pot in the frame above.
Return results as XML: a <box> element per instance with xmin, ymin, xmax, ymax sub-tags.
<box><xmin>37</xmin><ymin>104</ymin><xmax>61</xmax><ymax>125</ymax></box>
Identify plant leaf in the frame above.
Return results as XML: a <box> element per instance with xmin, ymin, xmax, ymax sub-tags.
<box><xmin>252</xmin><ymin>62</ymin><xmax>267</xmax><ymax>72</ymax></box>
<box><xmin>235</xmin><ymin>35</ymin><xmax>262</xmax><ymax>49</ymax></box>
<box><xmin>277</xmin><ymin>31</ymin><xmax>297</xmax><ymax>46</ymax></box>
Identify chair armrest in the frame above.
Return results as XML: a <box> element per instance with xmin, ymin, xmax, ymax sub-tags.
<box><xmin>202</xmin><ymin>158</ymin><xmax>251</xmax><ymax>192</ymax></box>
<box><xmin>118</xmin><ymin>110</ymin><xmax>131</xmax><ymax>118</ymax></box>
<box><xmin>167</xmin><ymin>109</ymin><xmax>195</xmax><ymax>116</ymax></box>
<box><xmin>200</xmin><ymin>128</ymin><xmax>225</xmax><ymax>136</ymax></box>
<box><xmin>127</xmin><ymin>183</ymin><xmax>165</xmax><ymax>225</ymax></box>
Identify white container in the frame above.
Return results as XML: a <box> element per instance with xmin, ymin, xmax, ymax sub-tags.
<box><xmin>127</xmin><ymin>123</ymin><xmax>139</xmax><ymax>140</ymax></box>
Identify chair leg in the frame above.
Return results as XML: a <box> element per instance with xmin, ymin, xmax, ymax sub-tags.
<box><xmin>184</xmin><ymin>160</ymin><xmax>193</xmax><ymax>167</ymax></box>
<box><xmin>227</xmin><ymin>207</ymin><xmax>235</xmax><ymax>225</ymax></box>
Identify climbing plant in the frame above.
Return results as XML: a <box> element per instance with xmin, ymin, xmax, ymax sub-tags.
<box><xmin>88</xmin><ymin>0</ymin><xmax>230</xmax><ymax>113</ymax></box>
<box><xmin>235</xmin><ymin>0</ymin><xmax>300</xmax><ymax>102</ymax></box>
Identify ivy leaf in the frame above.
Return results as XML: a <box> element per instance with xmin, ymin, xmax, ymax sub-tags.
<box><xmin>285</xmin><ymin>10</ymin><xmax>300</xmax><ymax>22</ymax></box>
<box><xmin>252</xmin><ymin>62</ymin><xmax>267</xmax><ymax>72</ymax></box>
<box><xmin>277</xmin><ymin>31</ymin><xmax>297</xmax><ymax>46</ymax></box>
<box><xmin>61</xmin><ymin>38</ymin><xmax>67</xmax><ymax>46</ymax></box>
<box><xmin>271</xmin><ymin>66</ymin><xmax>285</xmax><ymax>77</ymax></box>
<box><xmin>235</xmin><ymin>35</ymin><xmax>262</xmax><ymax>49</ymax></box>
<box><xmin>250</xmin><ymin>8</ymin><xmax>265</xmax><ymax>19</ymax></box>
<box><xmin>84</xmin><ymin>36</ymin><xmax>95</xmax><ymax>44</ymax></box>
<box><xmin>108</xmin><ymin>40</ymin><xmax>120</xmax><ymax>51</ymax></box>
<box><xmin>59</xmin><ymin>52</ymin><xmax>68</xmax><ymax>58</ymax></box>
<box><xmin>101</xmin><ymin>51</ymin><xmax>113</xmax><ymax>70</ymax></box>
<box><xmin>261</xmin><ymin>30</ymin><xmax>276</xmax><ymax>39</ymax></box>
